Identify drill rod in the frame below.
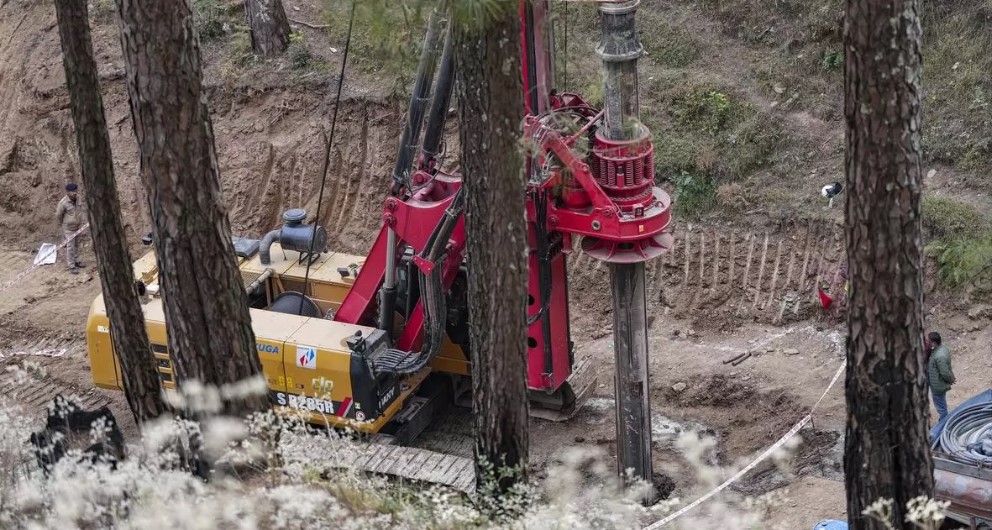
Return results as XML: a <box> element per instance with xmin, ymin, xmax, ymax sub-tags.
<box><xmin>610</xmin><ymin>261</ymin><xmax>654</xmax><ymax>503</ymax></box>
<box><xmin>597</xmin><ymin>0</ymin><xmax>656</xmax><ymax>504</ymax></box>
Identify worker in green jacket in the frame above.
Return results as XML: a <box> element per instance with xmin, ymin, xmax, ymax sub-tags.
<box><xmin>926</xmin><ymin>332</ymin><xmax>955</xmax><ymax>423</ymax></box>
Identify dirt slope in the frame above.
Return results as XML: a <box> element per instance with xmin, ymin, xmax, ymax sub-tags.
<box><xmin>0</xmin><ymin>0</ymin><xmax>410</xmax><ymax>252</ymax></box>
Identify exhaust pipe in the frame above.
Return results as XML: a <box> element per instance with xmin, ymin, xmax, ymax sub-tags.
<box><xmin>259</xmin><ymin>209</ymin><xmax>328</xmax><ymax>265</ymax></box>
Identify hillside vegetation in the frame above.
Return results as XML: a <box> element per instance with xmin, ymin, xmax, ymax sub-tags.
<box><xmin>317</xmin><ymin>0</ymin><xmax>992</xmax><ymax>291</ymax></box>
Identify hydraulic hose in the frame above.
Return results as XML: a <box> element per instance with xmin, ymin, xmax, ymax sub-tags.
<box><xmin>936</xmin><ymin>401</ymin><xmax>992</xmax><ymax>467</ymax></box>
<box><xmin>371</xmin><ymin>188</ymin><xmax>464</xmax><ymax>375</ymax></box>
<box><xmin>419</xmin><ymin>27</ymin><xmax>454</xmax><ymax>169</ymax></box>
<box><xmin>390</xmin><ymin>5</ymin><xmax>445</xmax><ymax>193</ymax></box>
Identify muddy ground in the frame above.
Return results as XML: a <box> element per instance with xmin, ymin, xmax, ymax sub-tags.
<box><xmin>3</xmin><ymin>238</ymin><xmax>989</xmax><ymax>528</ymax></box>
<box><xmin>2</xmin><ymin>1</ymin><xmax>991</xmax><ymax>528</ymax></box>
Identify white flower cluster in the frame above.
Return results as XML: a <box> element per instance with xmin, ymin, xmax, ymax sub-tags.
<box><xmin>863</xmin><ymin>495</ymin><xmax>951</xmax><ymax>530</ymax></box>
<box><xmin>0</xmin><ymin>393</ymin><xmax>805</xmax><ymax>530</ymax></box>
<box><xmin>905</xmin><ymin>496</ymin><xmax>950</xmax><ymax>528</ymax></box>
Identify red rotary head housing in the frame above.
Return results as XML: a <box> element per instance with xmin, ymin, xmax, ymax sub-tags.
<box><xmin>576</xmin><ymin>124</ymin><xmax>674</xmax><ymax>263</ymax></box>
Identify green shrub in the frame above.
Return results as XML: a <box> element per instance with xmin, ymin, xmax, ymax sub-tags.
<box><xmin>922</xmin><ymin>195</ymin><xmax>992</xmax><ymax>291</ymax></box>
<box><xmin>650</xmin><ymin>133</ymin><xmax>702</xmax><ymax>179</ymax></box>
<box><xmin>820</xmin><ymin>49</ymin><xmax>843</xmax><ymax>71</ymax></box>
<box><xmin>672</xmin><ymin>89</ymin><xmax>736</xmax><ymax>136</ymax></box>
<box><xmin>926</xmin><ymin>238</ymin><xmax>992</xmax><ymax>289</ymax></box>
<box><xmin>323</xmin><ymin>0</ymin><xmax>430</xmax><ymax>93</ymax></box>
<box><xmin>228</xmin><ymin>31</ymin><xmax>256</xmax><ymax>68</ymax></box>
<box><xmin>638</xmin><ymin>14</ymin><xmax>700</xmax><ymax>68</ymax></box>
<box><xmin>288</xmin><ymin>32</ymin><xmax>314</xmax><ymax>70</ymax></box>
<box><xmin>673</xmin><ymin>172</ymin><xmax>717</xmax><ymax>218</ymax></box>
<box><xmin>670</xmin><ymin>86</ymin><xmax>757</xmax><ymax>140</ymax></box>
<box><xmin>192</xmin><ymin>0</ymin><xmax>230</xmax><ymax>41</ymax></box>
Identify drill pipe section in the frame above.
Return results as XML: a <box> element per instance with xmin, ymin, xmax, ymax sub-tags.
<box><xmin>597</xmin><ymin>0</ymin><xmax>656</xmax><ymax>504</ymax></box>
<box><xmin>597</xmin><ymin>0</ymin><xmax>643</xmax><ymax>141</ymax></box>
<box><xmin>610</xmin><ymin>261</ymin><xmax>654</xmax><ymax>501</ymax></box>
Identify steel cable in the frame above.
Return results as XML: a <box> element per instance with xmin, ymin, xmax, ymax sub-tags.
<box><xmin>298</xmin><ymin>0</ymin><xmax>356</xmax><ymax>316</ymax></box>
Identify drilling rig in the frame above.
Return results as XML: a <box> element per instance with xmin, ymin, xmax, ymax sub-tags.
<box><xmin>86</xmin><ymin>0</ymin><xmax>672</xmax><ymax>498</ymax></box>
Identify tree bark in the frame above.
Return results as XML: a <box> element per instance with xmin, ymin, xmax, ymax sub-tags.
<box><xmin>54</xmin><ymin>0</ymin><xmax>170</xmax><ymax>425</ymax></box>
<box><xmin>244</xmin><ymin>0</ymin><xmax>291</xmax><ymax>55</ymax></box>
<box><xmin>453</xmin><ymin>6</ymin><xmax>529</xmax><ymax>495</ymax></box>
<box><xmin>843</xmin><ymin>0</ymin><xmax>934</xmax><ymax>527</ymax></box>
<box><xmin>114</xmin><ymin>0</ymin><xmax>268</xmax><ymax>417</ymax></box>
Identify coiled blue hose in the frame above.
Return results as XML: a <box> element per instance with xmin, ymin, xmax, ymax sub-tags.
<box><xmin>938</xmin><ymin>401</ymin><xmax>992</xmax><ymax>466</ymax></box>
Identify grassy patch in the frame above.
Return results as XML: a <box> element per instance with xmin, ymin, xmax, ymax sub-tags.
<box><xmin>697</xmin><ymin>0</ymin><xmax>842</xmax><ymax>47</ymax></box>
<box><xmin>647</xmin><ymin>82</ymin><xmax>785</xmax><ymax>182</ymax></box>
<box><xmin>550</xmin><ymin>0</ymin><xmax>600</xmax><ymax>94</ymax></box>
<box><xmin>695</xmin><ymin>0</ymin><xmax>992</xmax><ymax>174</ymax></box>
<box><xmin>721</xmin><ymin>109</ymin><xmax>783</xmax><ymax>178</ymax></box>
<box><xmin>323</xmin><ymin>0</ymin><xmax>431</xmax><ymax>94</ymax></box>
<box><xmin>650</xmin><ymin>131</ymin><xmax>702</xmax><ymax>180</ymax></box>
<box><xmin>922</xmin><ymin>196</ymin><xmax>989</xmax><ymax>241</ymax></box>
<box><xmin>921</xmin><ymin>1</ymin><xmax>992</xmax><ymax>173</ymax></box>
<box><xmin>671</xmin><ymin>87</ymin><xmax>739</xmax><ymax>136</ymax></box>
<box><xmin>638</xmin><ymin>12</ymin><xmax>701</xmax><ymax>68</ymax></box>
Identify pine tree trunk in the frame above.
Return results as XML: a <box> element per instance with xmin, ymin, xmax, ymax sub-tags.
<box><xmin>54</xmin><ymin>0</ymin><xmax>170</xmax><ymax>425</ymax></box>
<box><xmin>843</xmin><ymin>0</ymin><xmax>934</xmax><ymax>526</ymax></box>
<box><xmin>453</xmin><ymin>6</ymin><xmax>529</xmax><ymax>495</ymax></box>
<box><xmin>114</xmin><ymin>0</ymin><xmax>268</xmax><ymax>417</ymax></box>
<box><xmin>244</xmin><ymin>0</ymin><xmax>291</xmax><ymax>55</ymax></box>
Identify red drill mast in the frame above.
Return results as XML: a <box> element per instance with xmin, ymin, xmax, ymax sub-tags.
<box><xmin>332</xmin><ymin>0</ymin><xmax>671</xmax><ymax>499</ymax></box>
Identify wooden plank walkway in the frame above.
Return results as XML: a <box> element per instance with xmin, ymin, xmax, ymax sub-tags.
<box><xmin>336</xmin><ymin>442</ymin><xmax>476</xmax><ymax>493</ymax></box>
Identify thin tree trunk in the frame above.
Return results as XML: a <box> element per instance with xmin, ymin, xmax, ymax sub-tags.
<box><xmin>843</xmin><ymin>0</ymin><xmax>934</xmax><ymax>526</ymax></box>
<box><xmin>244</xmin><ymin>0</ymin><xmax>291</xmax><ymax>55</ymax></box>
<box><xmin>453</xmin><ymin>6</ymin><xmax>529</xmax><ymax>496</ymax></box>
<box><xmin>54</xmin><ymin>0</ymin><xmax>170</xmax><ymax>425</ymax></box>
<box><xmin>114</xmin><ymin>0</ymin><xmax>268</xmax><ymax>417</ymax></box>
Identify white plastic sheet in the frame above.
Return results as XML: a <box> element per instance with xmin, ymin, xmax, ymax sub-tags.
<box><xmin>33</xmin><ymin>243</ymin><xmax>57</xmax><ymax>265</ymax></box>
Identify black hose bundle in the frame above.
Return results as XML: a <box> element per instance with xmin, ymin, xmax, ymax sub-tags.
<box><xmin>372</xmin><ymin>188</ymin><xmax>464</xmax><ymax>375</ymax></box>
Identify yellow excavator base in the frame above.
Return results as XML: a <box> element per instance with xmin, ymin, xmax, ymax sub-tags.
<box><xmin>86</xmin><ymin>243</ymin><xmax>468</xmax><ymax>433</ymax></box>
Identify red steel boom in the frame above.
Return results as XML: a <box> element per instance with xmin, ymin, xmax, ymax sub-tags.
<box><xmin>332</xmin><ymin>0</ymin><xmax>671</xmax><ymax>499</ymax></box>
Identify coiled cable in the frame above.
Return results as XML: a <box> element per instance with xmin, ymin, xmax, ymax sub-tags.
<box><xmin>937</xmin><ymin>401</ymin><xmax>992</xmax><ymax>467</ymax></box>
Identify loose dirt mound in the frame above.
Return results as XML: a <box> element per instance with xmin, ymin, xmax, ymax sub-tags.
<box><xmin>657</xmin><ymin>374</ymin><xmax>806</xmax><ymax>462</ymax></box>
<box><xmin>662</xmin><ymin>373</ymin><xmax>758</xmax><ymax>408</ymax></box>
<box><xmin>732</xmin><ymin>427</ymin><xmax>843</xmax><ymax>497</ymax></box>
<box><xmin>656</xmin><ymin>373</ymin><xmax>843</xmax><ymax>497</ymax></box>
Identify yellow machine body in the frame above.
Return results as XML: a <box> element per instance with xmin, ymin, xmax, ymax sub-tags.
<box><xmin>86</xmin><ymin>243</ymin><xmax>469</xmax><ymax>433</ymax></box>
